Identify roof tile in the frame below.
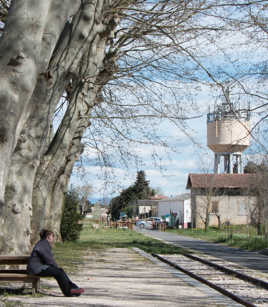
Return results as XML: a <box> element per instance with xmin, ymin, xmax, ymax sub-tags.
<box><xmin>186</xmin><ymin>173</ymin><xmax>256</xmax><ymax>189</ymax></box>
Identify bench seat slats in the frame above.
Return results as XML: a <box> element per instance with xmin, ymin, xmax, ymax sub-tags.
<box><xmin>0</xmin><ymin>256</ymin><xmax>40</xmax><ymax>294</ymax></box>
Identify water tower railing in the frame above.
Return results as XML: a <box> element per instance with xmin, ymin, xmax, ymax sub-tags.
<box><xmin>207</xmin><ymin>109</ymin><xmax>250</xmax><ymax>123</ymax></box>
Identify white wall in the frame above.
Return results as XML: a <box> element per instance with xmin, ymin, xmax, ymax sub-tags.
<box><xmin>194</xmin><ymin>195</ymin><xmax>257</xmax><ymax>228</ymax></box>
<box><xmin>139</xmin><ymin>206</ymin><xmax>151</xmax><ymax>215</ymax></box>
<box><xmin>158</xmin><ymin>199</ymin><xmax>183</xmax><ymax>218</ymax></box>
<box><xmin>184</xmin><ymin>199</ymin><xmax>191</xmax><ymax>223</ymax></box>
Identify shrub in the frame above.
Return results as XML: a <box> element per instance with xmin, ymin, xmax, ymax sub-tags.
<box><xmin>60</xmin><ymin>190</ymin><xmax>83</xmax><ymax>242</ymax></box>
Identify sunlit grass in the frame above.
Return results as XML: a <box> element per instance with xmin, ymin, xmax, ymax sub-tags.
<box><xmin>79</xmin><ymin>221</ymin><xmax>188</xmax><ymax>254</ymax></box>
<box><xmin>215</xmin><ymin>233</ymin><xmax>268</xmax><ymax>251</ymax></box>
<box><xmin>53</xmin><ymin>220</ymin><xmax>188</xmax><ymax>270</ymax></box>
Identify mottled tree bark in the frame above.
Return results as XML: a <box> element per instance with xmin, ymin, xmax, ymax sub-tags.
<box><xmin>32</xmin><ymin>35</ymin><xmax>107</xmax><ymax>242</ymax></box>
<box><xmin>0</xmin><ymin>1</ymin><xmax>80</xmax><ymax>253</ymax></box>
<box><xmin>30</xmin><ymin>1</ymin><xmax>115</xmax><ymax>242</ymax></box>
<box><xmin>32</xmin><ymin>89</ymin><xmax>91</xmax><ymax>242</ymax></box>
<box><xmin>0</xmin><ymin>0</ymin><xmax>117</xmax><ymax>253</ymax></box>
<box><xmin>1</xmin><ymin>73</ymin><xmax>71</xmax><ymax>253</ymax></box>
<box><xmin>0</xmin><ymin>0</ymin><xmax>103</xmax><ymax>253</ymax></box>
<box><xmin>0</xmin><ymin>0</ymin><xmax>79</xmax><ymax>207</ymax></box>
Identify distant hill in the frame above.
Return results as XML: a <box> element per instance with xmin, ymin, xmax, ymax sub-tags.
<box><xmin>89</xmin><ymin>197</ymin><xmax>111</xmax><ymax>206</ymax></box>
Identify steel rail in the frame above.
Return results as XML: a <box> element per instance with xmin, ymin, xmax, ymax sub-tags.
<box><xmin>152</xmin><ymin>253</ymin><xmax>256</xmax><ymax>307</ymax></box>
<box><xmin>181</xmin><ymin>252</ymin><xmax>268</xmax><ymax>290</ymax></box>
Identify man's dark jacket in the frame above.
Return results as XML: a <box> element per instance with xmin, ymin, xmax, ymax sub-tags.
<box><xmin>27</xmin><ymin>239</ymin><xmax>58</xmax><ymax>275</ymax></box>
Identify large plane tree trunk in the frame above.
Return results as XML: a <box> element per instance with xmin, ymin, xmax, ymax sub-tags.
<box><xmin>31</xmin><ymin>32</ymin><xmax>109</xmax><ymax>242</ymax></box>
<box><xmin>0</xmin><ymin>0</ymin><xmax>113</xmax><ymax>253</ymax></box>
<box><xmin>0</xmin><ymin>0</ymin><xmax>80</xmax><ymax>254</ymax></box>
<box><xmin>32</xmin><ymin>88</ymin><xmax>92</xmax><ymax>242</ymax></box>
<box><xmin>1</xmin><ymin>71</ymin><xmax>72</xmax><ymax>253</ymax></box>
<box><xmin>0</xmin><ymin>0</ymin><xmax>77</xmax><ymax>207</ymax></box>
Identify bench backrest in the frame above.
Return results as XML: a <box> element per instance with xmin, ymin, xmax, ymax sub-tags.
<box><xmin>0</xmin><ymin>256</ymin><xmax>29</xmax><ymax>265</ymax></box>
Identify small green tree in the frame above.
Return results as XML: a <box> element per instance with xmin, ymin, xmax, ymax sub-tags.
<box><xmin>60</xmin><ymin>190</ymin><xmax>83</xmax><ymax>242</ymax></box>
<box><xmin>133</xmin><ymin>171</ymin><xmax>150</xmax><ymax>199</ymax></box>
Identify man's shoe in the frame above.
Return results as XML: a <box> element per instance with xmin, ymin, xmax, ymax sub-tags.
<box><xmin>70</xmin><ymin>288</ymin><xmax>84</xmax><ymax>296</ymax></box>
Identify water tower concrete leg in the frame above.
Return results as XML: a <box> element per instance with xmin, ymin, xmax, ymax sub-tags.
<box><xmin>214</xmin><ymin>153</ymin><xmax>220</xmax><ymax>173</ymax></box>
<box><xmin>224</xmin><ymin>154</ymin><xmax>231</xmax><ymax>173</ymax></box>
<box><xmin>239</xmin><ymin>155</ymin><xmax>242</xmax><ymax>173</ymax></box>
<box><xmin>230</xmin><ymin>153</ymin><xmax>234</xmax><ymax>174</ymax></box>
<box><xmin>232</xmin><ymin>153</ymin><xmax>242</xmax><ymax>174</ymax></box>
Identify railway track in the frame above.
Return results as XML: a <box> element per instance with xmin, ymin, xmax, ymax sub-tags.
<box><xmin>152</xmin><ymin>252</ymin><xmax>268</xmax><ymax>307</ymax></box>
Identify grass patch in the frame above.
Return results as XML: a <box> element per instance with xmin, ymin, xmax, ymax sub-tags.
<box><xmin>166</xmin><ymin>227</ymin><xmax>268</xmax><ymax>251</ymax></box>
<box><xmin>53</xmin><ymin>221</ymin><xmax>188</xmax><ymax>270</ymax></box>
<box><xmin>214</xmin><ymin>233</ymin><xmax>268</xmax><ymax>251</ymax></box>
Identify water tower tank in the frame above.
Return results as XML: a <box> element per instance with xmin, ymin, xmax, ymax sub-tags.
<box><xmin>207</xmin><ymin>102</ymin><xmax>250</xmax><ymax>174</ymax></box>
<box><xmin>207</xmin><ymin>103</ymin><xmax>250</xmax><ymax>153</ymax></box>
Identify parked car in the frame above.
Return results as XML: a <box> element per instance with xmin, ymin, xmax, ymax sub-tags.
<box><xmin>146</xmin><ymin>217</ymin><xmax>163</xmax><ymax>229</ymax></box>
<box><xmin>136</xmin><ymin>220</ymin><xmax>153</xmax><ymax>229</ymax></box>
<box><xmin>147</xmin><ymin>217</ymin><xmax>162</xmax><ymax>224</ymax></box>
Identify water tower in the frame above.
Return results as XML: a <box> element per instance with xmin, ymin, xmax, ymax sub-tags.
<box><xmin>207</xmin><ymin>98</ymin><xmax>250</xmax><ymax>174</ymax></box>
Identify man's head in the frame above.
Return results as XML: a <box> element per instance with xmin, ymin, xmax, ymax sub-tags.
<box><xmin>40</xmin><ymin>229</ymin><xmax>54</xmax><ymax>243</ymax></box>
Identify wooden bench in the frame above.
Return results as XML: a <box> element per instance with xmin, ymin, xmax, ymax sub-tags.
<box><xmin>0</xmin><ymin>256</ymin><xmax>40</xmax><ymax>294</ymax></box>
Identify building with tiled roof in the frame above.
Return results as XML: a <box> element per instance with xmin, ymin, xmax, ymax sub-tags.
<box><xmin>149</xmin><ymin>194</ymin><xmax>169</xmax><ymax>200</ymax></box>
<box><xmin>186</xmin><ymin>173</ymin><xmax>257</xmax><ymax>229</ymax></box>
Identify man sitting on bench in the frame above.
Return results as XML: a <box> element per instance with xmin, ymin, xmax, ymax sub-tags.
<box><xmin>27</xmin><ymin>229</ymin><xmax>84</xmax><ymax>297</ymax></box>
